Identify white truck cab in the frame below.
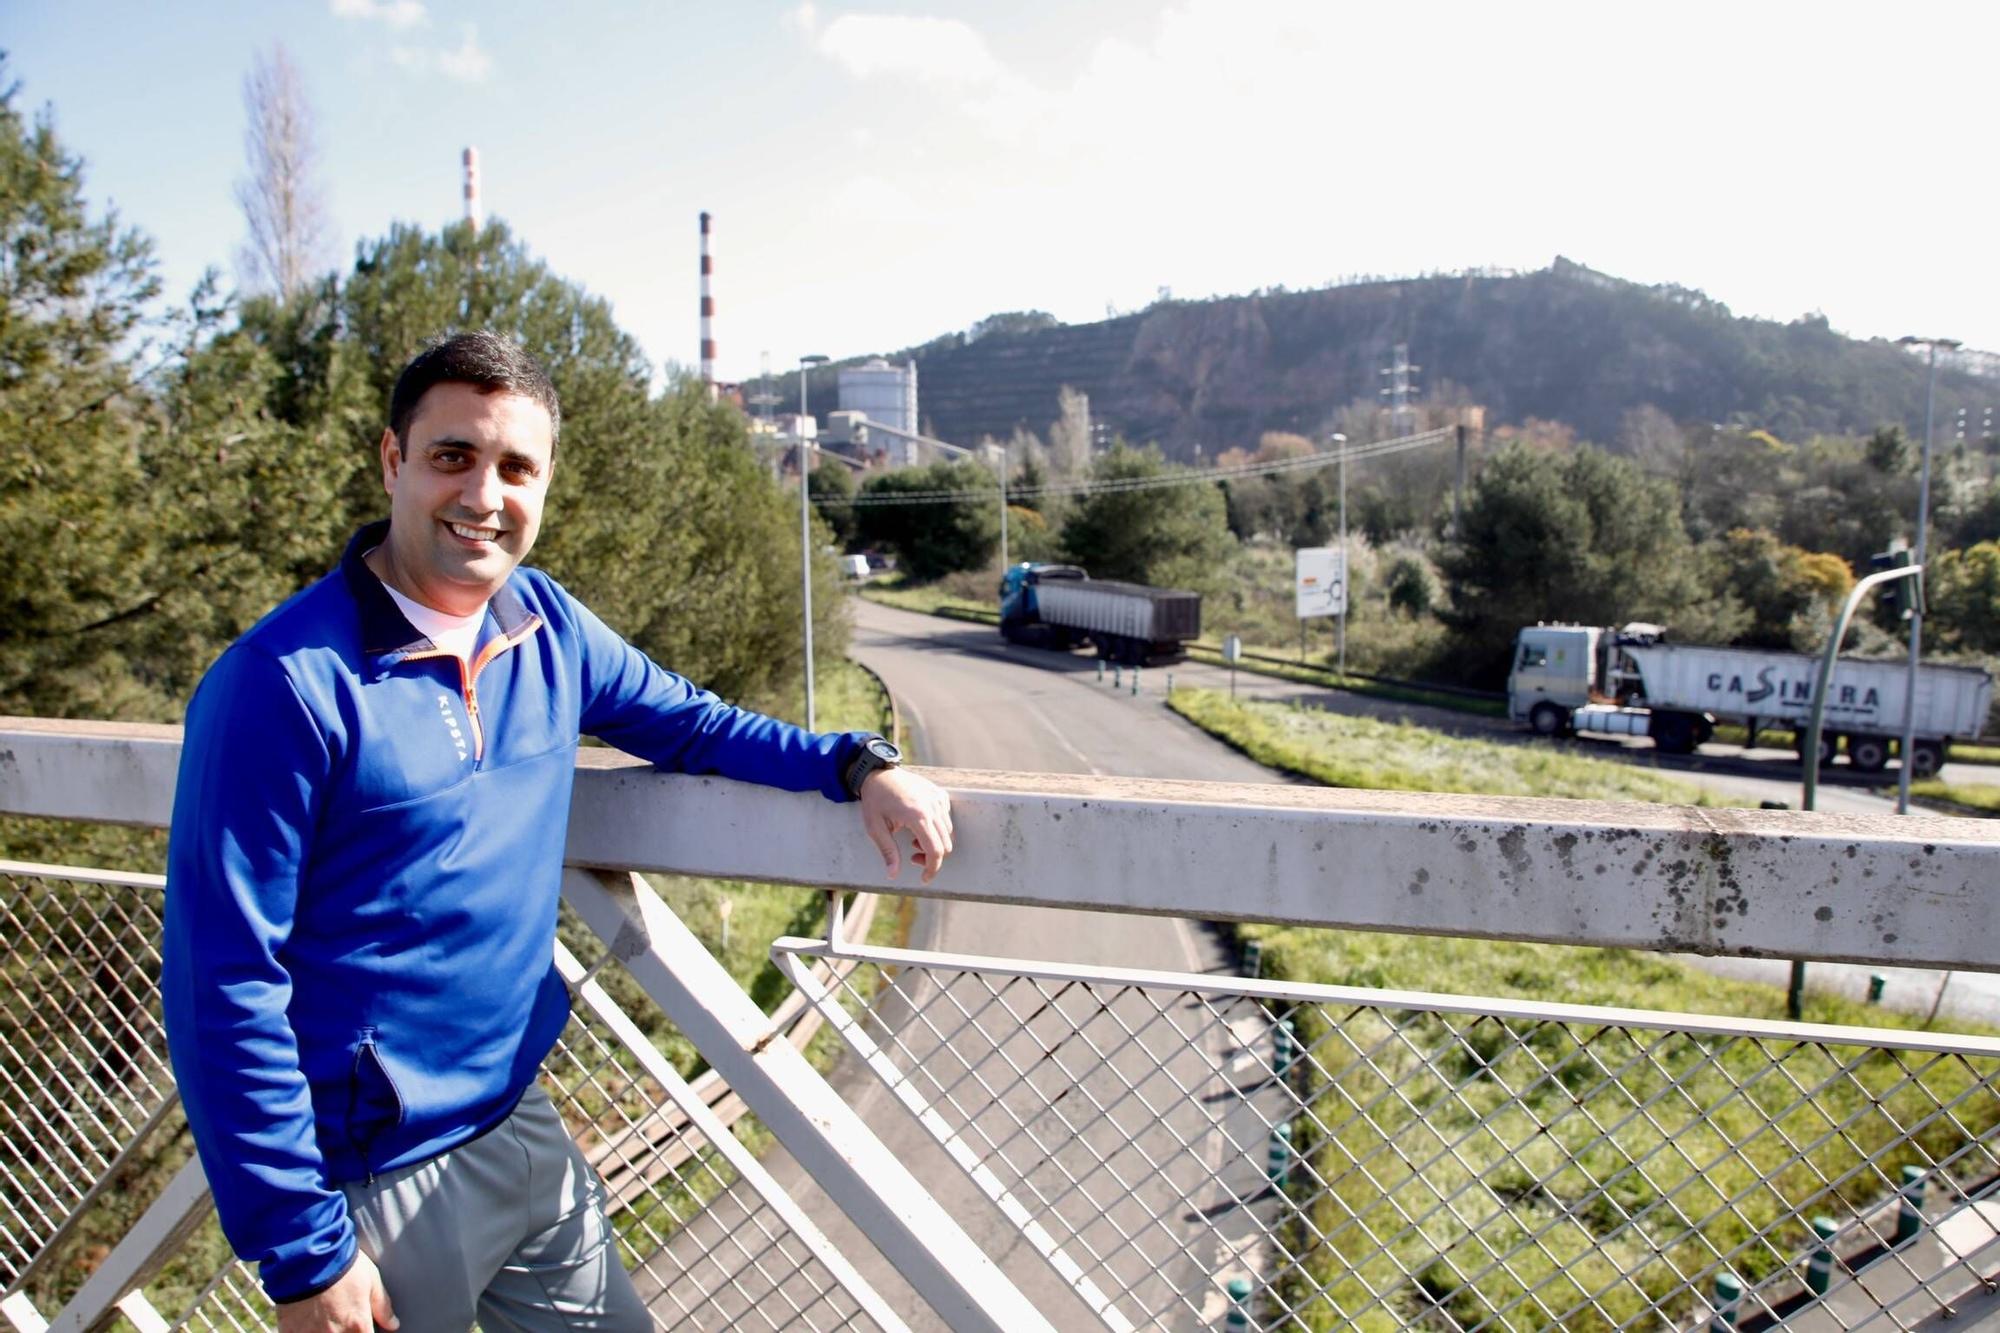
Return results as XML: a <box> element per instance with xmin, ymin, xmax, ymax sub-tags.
<box><xmin>1509</xmin><ymin>625</ymin><xmax>1599</xmax><ymax>733</ymax></box>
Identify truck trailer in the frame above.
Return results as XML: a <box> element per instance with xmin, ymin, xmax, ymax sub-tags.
<box><xmin>1509</xmin><ymin>623</ymin><xmax>1991</xmax><ymax>776</ymax></box>
<box><xmin>998</xmin><ymin>563</ymin><xmax>1202</xmax><ymax>664</ymax></box>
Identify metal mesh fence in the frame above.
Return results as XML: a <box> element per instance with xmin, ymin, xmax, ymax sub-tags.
<box><xmin>144</xmin><ymin>1000</ymin><xmax>889</xmax><ymax>1333</ymax></box>
<box><xmin>1</xmin><ymin>865</ymin><xmax>886</xmax><ymax>1331</ymax></box>
<box><xmin>0</xmin><ymin>863</ymin><xmax>177</xmax><ymax>1299</ymax></box>
<box><xmin>776</xmin><ymin>939</ymin><xmax>2000</xmax><ymax>1333</ymax></box>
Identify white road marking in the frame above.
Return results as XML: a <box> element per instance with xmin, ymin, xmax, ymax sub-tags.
<box><xmin>1022</xmin><ymin>696</ymin><xmax>1104</xmax><ymax>776</ymax></box>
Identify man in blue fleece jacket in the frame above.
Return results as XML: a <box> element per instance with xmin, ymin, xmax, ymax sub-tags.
<box><xmin>162</xmin><ymin>332</ymin><xmax>952</xmax><ymax>1332</ymax></box>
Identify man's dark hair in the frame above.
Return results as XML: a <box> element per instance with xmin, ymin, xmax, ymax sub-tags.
<box><xmin>388</xmin><ymin>331</ymin><xmax>563</xmax><ymax>455</ymax></box>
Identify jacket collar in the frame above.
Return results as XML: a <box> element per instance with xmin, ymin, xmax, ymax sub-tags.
<box><xmin>340</xmin><ymin>521</ymin><xmax>536</xmax><ymax>660</ymax></box>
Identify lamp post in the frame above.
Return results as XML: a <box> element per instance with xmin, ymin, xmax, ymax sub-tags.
<box><xmin>998</xmin><ymin>439</ymin><xmax>1009</xmax><ymax>572</ymax></box>
<box><xmin>1894</xmin><ymin>336</ymin><xmax>1960</xmax><ymax>813</ymax></box>
<box><xmin>798</xmin><ymin>353</ymin><xmax>829</xmax><ymax>730</ymax></box>
<box><xmin>1331</xmin><ymin>432</ymin><xmax>1349</xmax><ymax>677</ymax></box>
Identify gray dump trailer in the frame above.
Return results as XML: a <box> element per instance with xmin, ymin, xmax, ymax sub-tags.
<box><xmin>998</xmin><ymin>563</ymin><xmax>1202</xmax><ymax>664</ymax></box>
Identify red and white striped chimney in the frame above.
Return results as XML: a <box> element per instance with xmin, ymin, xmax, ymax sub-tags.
<box><xmin>699</xmin><ymin>211</ymin><xmax>716</xmax><ymax>393</ymax></box>
<box><xmin>462</xmin><ymin>147</ymin><xmax>481</xmax><ymax>233</ymax></box>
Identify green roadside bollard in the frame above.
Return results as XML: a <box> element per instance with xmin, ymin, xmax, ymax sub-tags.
<box><xmin>1113</xmin><ymin>664</ymin><xmax>1122</xmax><ymax>689</ymax></box>
<box><xmin>1131</xmin><ymin>666</ymin><xmax>1140</xmax><ymax>696</ymax></box>
<box><xmin>1224</xmin><ymin>1277</ymin><xmax>1252</xmax><ymax>1332</ymax></box>
<box><xmin>1167</xmin><ymin>672</ymin><xmax>1174</xmax><ymax>697</ymax></box>
<box><xmin>1274</xmin><ymin>1018</ymin><xmax>1295</xmax><ymax>1079</ymax></box>
<box><xmin>1896</xmin><ymin>1164</ymin><xmax>1927</xmax><ymax>1245</ymax></box>
<box><xmin>1806</xmin><ymin>1216</ymin><xmax>1837</xmax><ymax>1296</ymax></box>
<box><xmin>1243</xmin><ymin>939</ymin><xmax>1263</xmax><ymax>978</ymax></box>
<box><xmin>1097</xmin><ymin>659</ymin><xmax>1105</xmax><ymax>683</ymax></box>
<box><xmin>1868</xmin><ymin>973</ymin><xmax>1886</xmax><ymax>1004</ymax></box>
<box><xmin>1266</xmin><ymin>1122</ymin><xmax>1293</xmax><ymax>1184</ymax></box>
<box><xmin>1710</xmin><ymin>1271</ymin><xmax>1742</xmax><ymax>1330</ymax></box>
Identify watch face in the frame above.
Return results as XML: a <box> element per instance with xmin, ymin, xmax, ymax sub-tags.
<box><xmin>865</xmin><ymin>737</ymin><xmax>902</xmax><ymax>764</ymax></box>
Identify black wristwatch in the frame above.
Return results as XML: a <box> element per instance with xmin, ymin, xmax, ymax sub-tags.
<box><xmin>841</xmin><ymin>735</ymin><xmax>902</xmax><ymax>798</ymax></box>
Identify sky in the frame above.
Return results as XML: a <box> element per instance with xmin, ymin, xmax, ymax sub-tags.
<box><xmin>11</xmin><ymin>1</ymin><xmax>1999</xmax><ymax>384</ymax></box>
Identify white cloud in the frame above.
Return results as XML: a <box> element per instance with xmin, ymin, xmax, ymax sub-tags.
<box><xmin>782</xmin><ymin>3</ymin><xmax>819</xmax><ymax>37</ymax></box>
<box><xmin>816</xmin><ymin>14</ymin><xmax>1007</xmax><ymax>87</ymax></box>
<box><xmin>806</xmin><ymin>12</ymin><xmax>1052</xmax><ymax>141</ymax></box>
<box><xmin>330</xmin><ymin>0</ymin><xmax>428</xmax><ymax>30</ymax></box>
<box><xmin>437</xmin><ymin>25</ymin><xmax>493</xmax><ymax>82</ymax></box>
<box><xmin>390</xmin><ymin>23</ymin><xmax>493</xmax><ymax>84</ymax></box>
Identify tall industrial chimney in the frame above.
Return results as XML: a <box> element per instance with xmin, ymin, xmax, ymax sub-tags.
<box><xmin>699</xmin><ymin>212</ymin><xmax>716</xmax><ymax>393</ymax></box>
<box><xmin>462</xmin><ymin>147</ymin><xmax>482</xmax><ymax>233</ymax></box>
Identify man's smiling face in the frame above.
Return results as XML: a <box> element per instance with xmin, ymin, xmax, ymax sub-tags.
<box><xmin>374</xmin><ymin>381</ymin><xmax>556</xmax><ymax>616</ymax></box>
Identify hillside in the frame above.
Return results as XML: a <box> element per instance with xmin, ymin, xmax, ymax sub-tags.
<box><xmin>789</xmin><ymin>260</ymin><xmax>1991</xmax><ymax>460</ymax></box>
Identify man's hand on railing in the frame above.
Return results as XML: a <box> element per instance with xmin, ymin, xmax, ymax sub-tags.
<box><xmin>276</xmin><ymin>1252</ymin><xmax>398</xmax><ymax>1333</ymax></box>
<box><xmin>857</xmin><ymin>768</ymin><xmax>954</xmax><ymax>884</ymax></box>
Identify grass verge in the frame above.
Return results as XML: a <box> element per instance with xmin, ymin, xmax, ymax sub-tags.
<box><xmin>1167</xmin><ymin>688</ymin><xmax>1710</xmax><ymax>804</ymax></box>
<box><xmin>1255</xmin><ymin>922</ymin><xmax>2000</xmax><ymax>1329</ymax></box>
<box><xmin>857</xmin><ymin>575</ymin><xmax>994</xmax><ymax>620</ymax></box>
<box><xmin>1909</xmin><ymin>778</ymin><xmax>2000</xmax><ymax>815</ymax></box>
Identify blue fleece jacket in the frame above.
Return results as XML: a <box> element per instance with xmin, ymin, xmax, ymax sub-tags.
<box><xmin>162</xmin><ymin>524</ymin><xmax>860</xmax><ymax>1302</ymax></box>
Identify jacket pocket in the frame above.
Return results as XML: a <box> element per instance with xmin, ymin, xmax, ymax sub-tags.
<box><xmin>346</xmin><ymin>1027</ymin><xmax>405</xmax><ymax>1179</ymax></box>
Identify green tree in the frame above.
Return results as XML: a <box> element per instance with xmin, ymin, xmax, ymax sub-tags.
<box><xmin>1926</xmin><ymin>543</ymin><xmax>2000</xmax><ymax>655</ymax></box>
<box><xmin>618</xmin><ymin>383</ymin><xmax>845</xmax><ymax>708</ymax></box>
<box><xmin>1059</xmin><ymin>444</ymin><xmax>1234</xmax><ymax>590</ymax></box>
<box><xmin>1439</xmin><ymin>444</ymin><xmax>1731</xmax><ymax>683</ymax></box>
<box><xmin>809</xmin><ymin>459</ymin><xmax>858</xmax><ymax>549</ymax></box>
<box><xmin>1865</xmin><ymin>425</ymin><xmax>1910</xmax><ymax>475</ymax></box>
<box><xmin>0</xmin><ymin>68</ymin><xmax>161</xmax><ymax>717</ymax></box>
<box><xmin>1707</xmin><ymin>528</ymin><xmax>1851</xmax><ymax>651</ymax></box>
<box><xmin>1384</xmin><ymin>550</ymin><xmax>1444</xmax><ymax>617</ymax></box>
<box><xmin>855</xmin><ymin>460</ymin><xmax>999</xmax><ymax>581</ymax></box>
<box><xmin>1009</xmin><ymin>450</ymin><xmax>1048</xmax><ymax>514</ymax></box>
<box><xmin>124</xmin><ymin>297</ymin><xmax>354</xmax><ymax>707</ymax></box>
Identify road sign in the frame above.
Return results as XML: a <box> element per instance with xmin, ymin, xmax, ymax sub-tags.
<box><xmin>1295</xmin><ymin>547</ymin><xmax>1346</xmax><ymax>618</ymax></box>
<box><xmin>1223</xmin><ymin>634</ymin><xmax>1242</xmax><ymax>663</ymax></box>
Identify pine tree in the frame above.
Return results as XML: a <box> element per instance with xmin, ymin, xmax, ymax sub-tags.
<box><xmin>0</xmin><ymin>65</ymin><xmax>163</xmax><ymax>716</ymax></box>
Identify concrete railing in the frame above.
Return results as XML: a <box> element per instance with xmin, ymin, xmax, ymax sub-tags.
<box><xmin>7</xmin><ymin>716</ymin><xmax>1999</xmax><ymax>969</ymax></box>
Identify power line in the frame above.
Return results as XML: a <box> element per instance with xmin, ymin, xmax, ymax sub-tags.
<box><xmin>819</xmin><ymin>426</ymin><xmax>1457</xmax><ymax>508</ymax></box>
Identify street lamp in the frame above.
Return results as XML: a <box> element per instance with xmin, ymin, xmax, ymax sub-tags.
<box><xmin>1893</xmin><ymin>335</ymin><xmax>1960</xmax><ymax>814</ymax></box>
<box><xmin>798</xmin><ymin>353</ymin><xmax>829</xmax><ymax>730</ymax></box>
<box><xmin>1331</xmin><ymin>433</ymin><xmax>1349</xmax><ymax>677</ymax></box>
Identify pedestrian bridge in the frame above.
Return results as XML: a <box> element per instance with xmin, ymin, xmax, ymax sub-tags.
<box><xmin>5</xmin><ymin>717</ymin><xmax>2000</xmax><ymax>1331</ymax></box>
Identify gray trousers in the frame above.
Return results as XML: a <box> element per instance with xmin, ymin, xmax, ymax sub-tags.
<box><xmin>341</xmin><ymin>1084</ymin><xmax>651</xmax><ymax>1332</ymax></box>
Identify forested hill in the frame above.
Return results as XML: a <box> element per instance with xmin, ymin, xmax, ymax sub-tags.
<box><xmin>868</xmin><ymin>260</ymin><xmax>1990</xmax><ymax>457</ymax></box>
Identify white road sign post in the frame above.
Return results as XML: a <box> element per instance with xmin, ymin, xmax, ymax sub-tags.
<box><xmin>1295</xmin><ymin>547</ymin><xmax>1346</xmax><ymax>667</ymax></box>
<box><xmin>1223</xmin><ymin>633</ymin><xmax>1242</xmax><ymax>698</ymax></box>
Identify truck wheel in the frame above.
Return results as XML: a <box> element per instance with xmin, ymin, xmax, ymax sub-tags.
<box><xmin>1908</xmin><ymin>740</ymin><xmax>1945</xmax><ymax>779</ymax></box>
<box><xmin>1529</xmin><ymin>702</ymin><xmax>1568</xmax><ymax>737</ymax></box>
<box><xmin>1795</xmin><ymin>731</ymin><xmax>1838</xmax><ymax>767</ymax></box>
<box><xmin>1652</xmin><ymin>713</ymin><xmax>1697</xmax><ymax>755</ymax></box>
<box><xmin>1848</xmin><ymin>735</ymin><xmax>1890</xmax><ymax>773</ymax></box>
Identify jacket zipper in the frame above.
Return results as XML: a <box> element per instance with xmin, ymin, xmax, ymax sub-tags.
<box><xmin>350</xmin><ymin>1027</ymin><xmax>384</xmax><ymax>1186</ymax></box>
<box><xmin>401</xmin><ymin>616</ymin><xmax>541</xmax><ymax>766</ymax></box>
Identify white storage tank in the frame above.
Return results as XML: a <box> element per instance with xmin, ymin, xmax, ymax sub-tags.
<box><xmin>838</xmin><ymin>358</ymin><xmax>919</xmax><ymax>436</ymax></box>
